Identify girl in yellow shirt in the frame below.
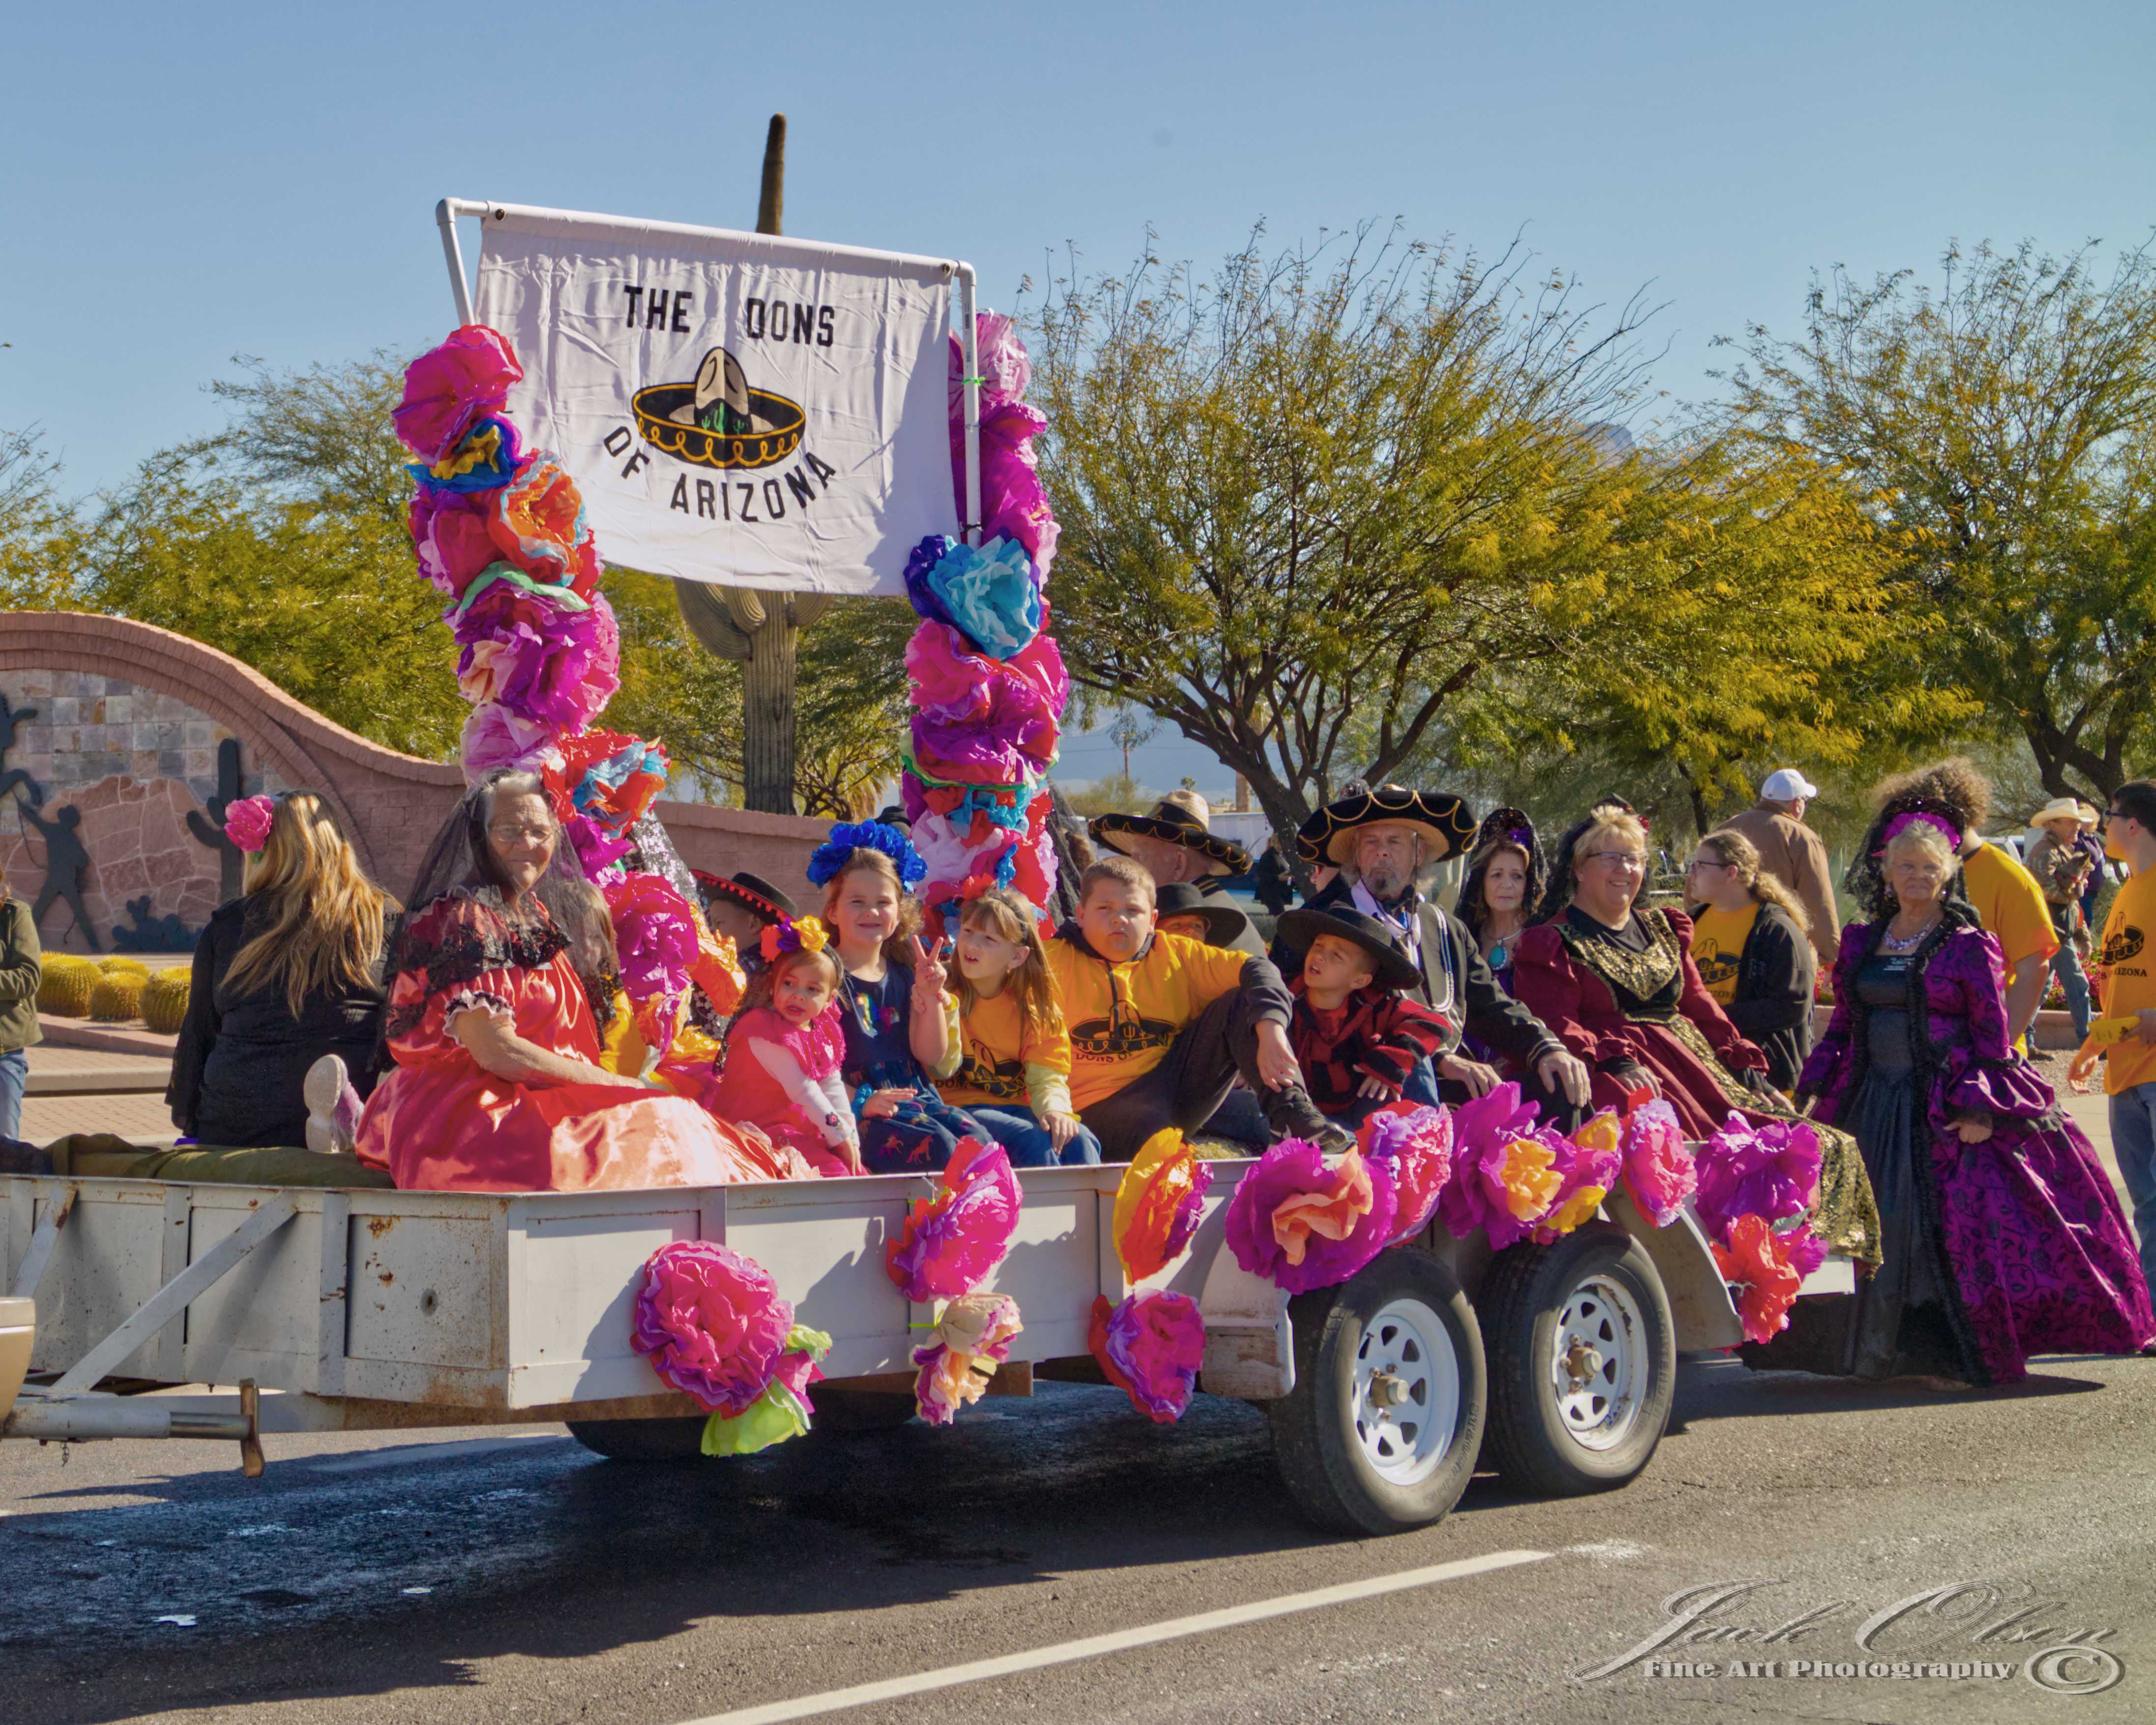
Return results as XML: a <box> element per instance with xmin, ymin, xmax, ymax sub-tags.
<box><xmin>939</xmin><ymin>888</ymin><xmax>1102</xmax><ymax>1166</ymax></box>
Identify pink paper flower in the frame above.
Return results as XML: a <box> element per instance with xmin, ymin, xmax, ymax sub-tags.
<box><xmin>223</xmin><ymin>794</ymin><xmax>275</xmax><ymax>854</ymax></box>
<box><xmin>631</xmin><ymin>1241</ymin><xmax>794</xmax><ymax>1414</ymax></box>
<box><xmin>884</xmin><ymin>1137</ymin><xmax>1023</xmax><ymax>1301</ymax></box>
<box><xmin>603</xmin><ymin>873</ymin><xmax>699</xmax><ymax>1057</ymax></box>
<box><xmin>1358</xmin><ymin>1102</ymin><xmax>1454</xmax><ymax>1245</ymax></box>
<box><xmin>409</xmin><ymin>487</ymin><xmax>499</xmax><ymax>600</ymax></box>
<box><xmin>910</xmin><ymin>1291</ymin><xmax>1023</xmax><ymax>1425</ymax></box>
<box><xmin>1224</xmin><ymin>1139</ymin><xmax>1397</xmax><ymax>1294</ymax></box>
<box><xmin>1089</xmin><ymin>1291</ymin><xmax>1205</xmax><ymax>1423</ymax></box>
<box><xmin>1618</xmin><ymin>1100</ymin><xmax>1696</xmax><ymax>1228</ymax></box>
<box><xmin>452</xmin><ymin>587</ymin><xmax>620</xmax><ymax>736</ymax></box>
<box><xmin>1694</xmin><ymin>1114</ymin><xmax>1822</xmax><ymax>1244</ymax></box>
<box><xmin>1781</xmin><ymin>1225</ymin><xmax>1828</xmax><ymax>1281</ymax></box>
<box><xmin>1437</xmin><ymin>1083</ymin><xmax>1559</xmax><ymax>1248</ymax></box>
<box><xmin>394</xmin><ymin>325</ymin><xmax>524</xmax><ymax>462</ymax></box>
<box><xmin>458</xmin><ymin>701</ymin><xmax>559</xmax><ymax>783</ymax></box>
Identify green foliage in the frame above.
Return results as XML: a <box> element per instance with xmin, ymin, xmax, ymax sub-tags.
<box><xmin>0</xmin><ymin>426</ymin><xmax>85</xmax><ymax>611</ymax></box>
<box><xmin>1724</xmin><ymin>237</ymin><xmax>2156</xmax><ymax>798</ymax></box>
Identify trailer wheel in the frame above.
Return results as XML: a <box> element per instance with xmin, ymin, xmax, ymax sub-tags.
<box><xmin>1267</xmin><ymin>1247</ymin><xmax>1485</xmax><ymax>1537</ymax></box>
<box><xmin>1478</xmin><ymin>1222</ymin><xmax>1673</xmax><ymax>1497</ymax></box>
<box><xmin>565</xmin><ymin>1416</ymin><xmax>708</xmax><ymax>1460</ymax></box>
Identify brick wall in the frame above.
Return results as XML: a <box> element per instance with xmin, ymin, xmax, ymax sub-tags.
<box><xmin>0</xmin><ymin>611</ymin><xmax>829</xmax><ymax>950</ymax></box>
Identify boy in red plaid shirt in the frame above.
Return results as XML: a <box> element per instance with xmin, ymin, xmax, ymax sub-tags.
<box><xmin>1277</xmin><ymin>906</ymin><xmax>1451</xmax><ymax>1128</ymax></box>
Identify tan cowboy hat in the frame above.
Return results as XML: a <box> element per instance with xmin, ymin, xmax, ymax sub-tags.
<box><xmin>1090</xmin><ymin>790</ymin><xmax>1252</xmax><ymax>877</ymax></box>
<box><xmin>1294</xmin><ymin>784</ymin><xmax>1478</xmax><ymax>867</ymax></box>
<box><xmin>2077</xmin><ymin>802</ymin><xmax>2103</xmax><ymax>829</ymax></box>
<box><xmin>2027</xmin><ymin>796</ymin><xmax>2088</xmax><ymax>831</ymax></box>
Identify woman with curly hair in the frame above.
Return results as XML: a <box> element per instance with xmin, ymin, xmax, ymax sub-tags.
<box><xmin>1684</xmin><ymin>828</ymin><xmax>1816</xmax><ymax>1093</ymax></box>
<box><xmin>1782</xmin><ymin>793</ymin><xmax>2153</xmax><ymax>1385</ymax></box>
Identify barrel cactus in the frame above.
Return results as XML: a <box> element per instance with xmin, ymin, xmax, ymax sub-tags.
<box><xmin>98</xmin><ymin>956</ymin><xmax>152</xmax><ymax>978</ymax></box>
<box><xmin>88</xmin><ymin>971</ymin><xmax>148</xmax><ymax>1023</ymax></box>
<box><xmin>141</xmin><ymin>969</ymin><xmax>192</xmax><ymax>1036</ymax></box>
<box><xmin>37</xmin><ymin>954</ymin><xmax>99</xmax><ymax>1017</ymax></box>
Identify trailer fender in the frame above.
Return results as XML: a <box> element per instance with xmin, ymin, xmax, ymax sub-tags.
<box><xmin>1602</xmin><ymin>1188</ymin><xmax>1744</xmax><ymax>1353</ymax></box>
<box><xmin>1196</xmin><ymin>1244</ymin><xmax>1293</xmax><ymax>1400</ymax></box>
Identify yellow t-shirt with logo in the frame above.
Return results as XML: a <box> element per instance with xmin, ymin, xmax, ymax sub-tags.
<box><xmin>1045</xmin><ymin>931</ymin><xmax>1252</xmax><ymax>1110</ymax></box>
<box><xmin>1689</xmin><ymin>903</ymin><xmax>1759</xmax><ymax>1006</ymax></box>
<box><xmin>2093</xmin><ymin>867</ymin><xmax>2156</xmax><ymax>1095</ymax></box>
<box><xmin>1962</xmin><ymin>843</ymin><xmax>2059</xmax><ymax>969</ymax></box>
<box><xmin>938</xmin><ymin>987</ymin><xmax>1075</xmax><ymax>1113</ymax></box>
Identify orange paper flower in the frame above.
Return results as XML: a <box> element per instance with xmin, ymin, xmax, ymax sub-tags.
<box><xmin>1711</xmin><ymin>1213</ymin><xmax>1805</xmax><ymax>1345</ymax></box>
<box><xmin>1270</xmin><ymin>1147</ymin><xmax>1376</xmax><ymax>1267</ymax></box>
<box><xmin>1496</xmin><ymin>1135</ymin><xmax>1563</xmax><ymax>1222</ymax></box>
<box><xmin>1113</xmin><ymin>1128</ymin><xmax>1214</xmax><ymax>1282</ymax></box>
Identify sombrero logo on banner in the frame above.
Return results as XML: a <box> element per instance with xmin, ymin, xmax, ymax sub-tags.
<box><xmin>466</xmin><ymin>202</ymin><xmax>961</xmax><ymax>594</ymax></box>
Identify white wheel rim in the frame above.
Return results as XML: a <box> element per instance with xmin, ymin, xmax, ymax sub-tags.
<box><xmin>1549</xmin><ymin>1273</ymin><xmax>1645</xmax><ymax>1452</ymax></box>
<box><xmin>1352</xmin><ymin>1296</ymin><xmax>1460</xmax><ymax>1486</ymax></box>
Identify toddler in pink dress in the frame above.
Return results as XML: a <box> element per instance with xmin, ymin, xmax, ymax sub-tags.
<box><xmin>708</xmin><ymin>926</ymin><xmax>865</xmax><ymax>1177</ymax></box>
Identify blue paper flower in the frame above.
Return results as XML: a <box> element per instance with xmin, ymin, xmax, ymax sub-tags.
<box><xmin>807</xmin><ymin>820</ymin><xmax>927</xmax><ymax>889</ymax></box>
<box><xmin>926</xmin><ymin>537</ymin><xmax>1042</xmax><ymax>660</ymax></box>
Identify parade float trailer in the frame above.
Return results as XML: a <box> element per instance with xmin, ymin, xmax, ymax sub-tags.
<box><xmin>0</xmin><ymin>1164</ymin><xmax>1846</xmax><ymax>1535</ymax></box>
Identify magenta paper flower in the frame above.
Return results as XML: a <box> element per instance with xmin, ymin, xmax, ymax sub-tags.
<box><xmin>885</xmin><ymin>1137</ymin><xmax>1023</xmax><ymax>1301</ymax></box>
<box><xmin>1089</xmin><ymin>1292</ymin><xmax>1205</xmax><ymax>1423</ymax></box>
<box><xmin>1618</xmin><ymin>1100</ymin><xmax>1696</xmax><ymax>1228</ymax></box>
<box><xmin>409</xmin><ymin>486</ymin><xmax>499</xmax><ymax>600</ymax></box>
<box><xmin>458</xmin><ymin>701</ymin><xmax>559</xmax><ymax>783</ymax></box>
<box><xmin>452</xmin><ymin>587</ymin><xmax>620</xmax><ymax>736</ymax></box>
<box><xmin>394</xmin><ymin>325</ymin><xmax>523</xmax><ymax>462</ymax></box>
<box><xmin>565</xmin><ymin>811</ymin><xmax>635</xmax><ymax>877</ymax></box>
<box><xmin>1358</xmin><ymin>1103</ymin><xmax>1454</xmax><ymax>1245</ymax></box>
<box><xmin>1224</xmin><ymin>1140</ymin><xmax>1398</xmax><ymax>1294</ymax></box>
<box><xmin>1781</xmin><ymin>1225</ymin><xmax>1828</xmax><ymax>1281</ymax></box>
<box><xmin>631</xmin><ymin>1241</ymin><xmax>794</xmax><ymax>1414</ymax></box>
<box><xmin>604</xmin><ymin>872</ymin><xmax>698</xmax><ymax>1054</ymax></box>
<box><xmin>1437</xmin><ymin>1082</ymin><xmax>1545</xmax><ymax>1246</ymax></box>
<box><xmin>1533</xmin><ymin>1113</ymin><xmax>1624</xmax><ymax>1244</ymax></box>
<box><xmin>223</xmin><ymin>794</ymin><xmax>274</xmax><ymax>854</ymax></box>
<box><xmin>1693</xmin><ymin>1114</ymin><xmax>1822</xmax><ymax>1243</ymax></box>
<box><xmin>910</xmin><ymin>1292</ymin><xmax>1024</xmax><ymax>1425</ymax></box>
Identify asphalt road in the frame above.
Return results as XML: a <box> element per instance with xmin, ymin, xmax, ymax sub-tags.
<box><xmin>4</xmin><ymin>1348</ymin><xmax>2153</xmax><ymax>1725</ymax></box>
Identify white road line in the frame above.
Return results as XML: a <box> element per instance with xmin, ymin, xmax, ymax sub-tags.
<box><xmin>677</xmin><ymin>1547</ymin><xmax>1552</xmax><ymax>1725</ymax></box>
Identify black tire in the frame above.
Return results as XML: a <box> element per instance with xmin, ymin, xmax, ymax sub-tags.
<box><xmin>1478</xmin><ymin>1222</ymin><xmax>1674</xmax><ymax>1497</ymax></box>
<box><xmin>1267</xmin><ymin>1247</ymin><xmax>1486</xmax><ymax>1537</ymax></box>
<box><xmin>565</xmin><ymin>1416</ymin><xmax>709</xmax><ymax>1460</ymax></box>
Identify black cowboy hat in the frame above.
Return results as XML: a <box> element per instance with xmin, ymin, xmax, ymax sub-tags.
<box><xmin>1294</xmin><ymin>784</ymin><xmax>1477</xmax><ymax>867</ymax></box>
<box><xmin>1090</xmin><ymin>790</ymin><xmax>1252</xmax><ymax>877</ymax></box>
<box><xmin>692</xmin><ymin>869</ymin><xmax>797</xmax><ymax>922</ymax></box>
<box><xmin>1276</xmin><ymin>905</ymin><xmax>1423</xmax><ymax>993</ymax></box>
<box><xmin>1152</xmin><ymin>882</ymin><xmax>1253</xmax><ymax>947</ymax></box>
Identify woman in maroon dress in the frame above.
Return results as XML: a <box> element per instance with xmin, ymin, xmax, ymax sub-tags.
<box><xmin>1511</xmin><ymin>806</ymin><xmax>1878</xmax><ymax>1260</ymax></box>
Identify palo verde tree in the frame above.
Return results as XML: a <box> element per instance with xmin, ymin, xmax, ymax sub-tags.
<box><xmin>1033</xmin><ymin>223</ymin><xmax>1669</xmax><ymax>855</ymax></box>
<box><xmin>1723</xmin><ymin>237</ymin><xmax>2156</xmax><ymax>800</ymax></box>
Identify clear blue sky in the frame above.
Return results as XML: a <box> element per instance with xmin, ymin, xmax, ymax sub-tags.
<box><xmin>6</xmin><ymin>0</ymin><xmax>2153</xmax><ymax>791</ymax></box>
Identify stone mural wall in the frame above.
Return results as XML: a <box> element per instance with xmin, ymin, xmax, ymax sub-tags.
<box><xmin>0</xmin><ymin>612</ymin><xmax>830</xmax><ymax>956</ymax></box>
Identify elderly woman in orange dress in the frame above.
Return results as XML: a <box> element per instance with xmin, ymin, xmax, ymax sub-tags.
<box><xmin>357</xmin><ymin>770</ymin><xmax>803</xmax><ymax>1191</ymax></box>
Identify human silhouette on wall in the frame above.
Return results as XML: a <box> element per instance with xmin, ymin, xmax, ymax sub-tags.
<box><xmin>19</xmin><ymin>801</ymin><xmax>99</xmax><ymax>953</ymax></box>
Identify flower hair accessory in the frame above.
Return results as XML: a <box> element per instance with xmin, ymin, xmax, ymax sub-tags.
<box><xmin>759</xmin><ymin>915</ymin><xmax>830</xmax><ymax>963</ymax></box>
<box><xmin>1876</xmin><ymin>808</ymin><xmax>1962</xmax><ymax>855</ymax></box>
<box><xmin>807</xmin><ymin>820</ymin><xmax>927</xmax><ymax>889</ymax></box>
<box><xmin>224</xmin><ymin>795</ymin><xmax>276</xmax><ymax>854</ymax></box>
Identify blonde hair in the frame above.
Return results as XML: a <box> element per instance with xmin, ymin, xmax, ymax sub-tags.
<box><xmin>958</xmin><ymin>888</ymin><xmax>1062</xmax><ymax>1039</ymax></box>
<box><xmin>224</xmin><ymin>794</ymin><xmax>393</xmax><ymax>1015</ymax></box>
<box><xmin>1884</xmin><ymin>820</ymin><xmax>1960</xmax><ymax>873</ymax></box>
<box><xmin>726</xmin><ymin>942</ymin><xmax>842</xmax><ymax>1038</ymax></box>
<box><xmin>820</xmin><ymin>848</ymin><xmax>922</xmax><ymax>969</ymax></box>
<box><xmin>1572</xmin><ymin>811</ymin><xmax>1649</xmax><ymax>866</ymax></box>
<box><xmin>1694</xmin><ymin>830</ymin><xmax>1811</xmax><ymax>935</ymax></box>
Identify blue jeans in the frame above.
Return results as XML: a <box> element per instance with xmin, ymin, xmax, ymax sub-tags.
<box><xmin>0</xmin><ymin>1047</ymin><xmax>27</xmax><ymax>1143</ymax></box>
<box><xmin>1402</xmin><ymin>1055</ymin><xmax>1441</xmax><ymax>1106</ymax></box>
<box><xmin>2108</xmin><ymin>1081</ymin><xmax>2156</xmax><ymax>1305</ymax></box>
<box><xmin>966</xmin><ymin>1104</ymin><xmax>1103</xmax><ymax>1167</ymax></box>
<box><xmin>859</xmin><ymin>1091</ymin><xmax>990</xmax><ymax>1174</ymax></box>
<box><xmin>2052</xmin><ymin>943</ymin><xmax>2093</xmax><ymax>1039</ymax></box>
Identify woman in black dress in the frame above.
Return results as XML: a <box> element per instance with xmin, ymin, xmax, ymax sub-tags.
<box><xmin>168</xmin><ymin>793</ymin><xmax>395</xmax><ymax>1148</ymax></box>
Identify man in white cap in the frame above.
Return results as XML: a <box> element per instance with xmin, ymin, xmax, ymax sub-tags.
<box><xmin>1715</xmin><ymin>768</ymin><xmax>1840</xmax><ymax>968</ymax></box>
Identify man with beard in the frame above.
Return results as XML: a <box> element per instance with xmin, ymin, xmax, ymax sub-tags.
<box><xmin>1273</xmin><ymin>785</ymin><xmax>1590</xmax><ymax>1114</ymax></box>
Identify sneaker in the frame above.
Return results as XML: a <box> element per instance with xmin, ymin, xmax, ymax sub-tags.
<box><xmin>303</xmin><ymin>1055</ymin><xmax>362</xmax><ymax>1155</ymax></box>
<box><xmin>1259</xmin><ymin>1084</ymin><xmax>1352</xmax><ymax>1153</ymax></box>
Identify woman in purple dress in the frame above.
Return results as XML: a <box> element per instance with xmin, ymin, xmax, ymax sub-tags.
<box><xmin>1789</xmin><ymin>792</ymin><xmax>2153</xmax><ymax>1386</ymax></box>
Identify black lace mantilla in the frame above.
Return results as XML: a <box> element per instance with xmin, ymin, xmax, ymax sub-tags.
<box><xmin>383</xmin><ymin>888</ymin><xmax>571</xmax><ymax>1041</ymax></box>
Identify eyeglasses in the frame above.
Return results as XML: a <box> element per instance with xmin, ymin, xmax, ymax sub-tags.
<box><xmin>1685</xmin><ymin>859</ymin><xmax>1730</xmax><ymax>875</ymax></box>
<box><xmin>488</xmin><ymin>822</ymin><xmax>554</xmax><ymax>845</ymax></box>
<box><xmin>1584</xmin><ymin>852</ymin><xmax>1647</xmax><ymax>873</ymax></box>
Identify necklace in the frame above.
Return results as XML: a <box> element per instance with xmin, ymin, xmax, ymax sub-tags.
<box><xmin>1880</xmin><ymin>917</ymin><xmax>1940</xmax><ymax>954</ymax></box>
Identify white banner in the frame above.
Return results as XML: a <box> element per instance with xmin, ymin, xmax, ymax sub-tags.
<box><xmin>471</xmin><ymin>206</ymin><xmax>957</xmax><ymax>595</ymax></box>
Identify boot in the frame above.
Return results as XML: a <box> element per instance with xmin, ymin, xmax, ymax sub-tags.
<box><xmin>1259</xmin><ymin>1084</ymin><xmax>1354</xmax><ymax>1154</ymax></box>
<box><xmin>303</xmin><ymin>1054</ymin><xmax>363</xmax><ymax>1155</ymax></box>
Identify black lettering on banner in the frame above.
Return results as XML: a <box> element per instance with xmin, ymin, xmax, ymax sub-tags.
<box><xmin>646</xmin><ymin>292</ymin><xmax>669</xmax><ymax>330</ymax></box>
<box><xmin>672</xmin><ymin>289</ymin><xmax>693</xmax><ymax>334</ymax></box>
<box><xmin>602</xmin><ymin>426</ymin><xmax>633</xmax><ymax>456</ymax></box>
<box><xmin>621</xmin><ymin>285</ymin><xmax>644</xmax><ymax>327</ymax></box>
<box><xmin>669</xmin><ymin>476</ymin><xmax>690</xmax><ymax>513</ymax></box>
<box><xmin>769</xmin><ymin>300</ymin><xmax>789</xmax><ymax>339</ymax></box>
<box><xmin>792</xmin><ymin>304</ymin><xmax>815</xmax><ymax>344</ymax></box>
<box><xmin>803</xmin><ymin>449</ymin><xmax>837</xmax><ymax>485</ymax></box>
<box><xmin>736</xmin><ymin>482</ymin><xmax>758</xmax><ymax>522</ymax></box>
<box><xmin>817</xmin><ymin>306</ymin><xmax>835</xmax><ymax>347</ymax></box>
<box><xmin>785</xmin><ymin>468</ymin><xmax>816</xmax><ymax>509</ymax></box>
<box><xmin>621</xmin><ymin>448</ymin><xmax>650</xmax><ymax>479</ymax></box>
<box><xmin>719</xmin><ymin>480</ymin><xmax>731</xmax><ymax>520</ymax></box>
<box><xmin>744</xmin><ymin>298</ymin><xmax>766</xmax><ymax>339</ymax></box>
<box><xmin>763</xmin><ymin>479</ymin><xmax>786</xmax><ymax>518</ymax></box>
<box><xmin>695</xmin><ymin>478</ymin><xmax>717</xmax><ymax>519</ymax></box>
